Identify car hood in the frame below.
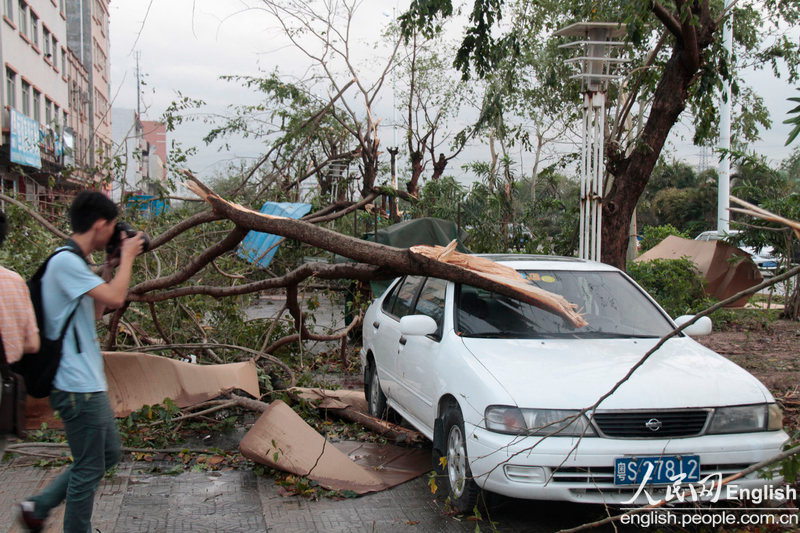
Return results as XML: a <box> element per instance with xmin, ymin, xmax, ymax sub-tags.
<box><xmin>459</xmin><ymin>336</ymin><xmax>770</xmax><ymax>410</ymax></box>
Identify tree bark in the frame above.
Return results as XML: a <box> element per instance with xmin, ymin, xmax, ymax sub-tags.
<box><xmin>603</xmin><ymin>17</ymin><xmax>712</xmax><ymax>269</ymax></box>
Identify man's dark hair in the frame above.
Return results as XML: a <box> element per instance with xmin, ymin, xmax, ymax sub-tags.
<box><xmin>69</xmin><ymin>191</ymin><xmax>118</xmax><ymax>233</ymax></box>
<box><xmin>0</xmin><ymin>209</ymin><xmax>6</xmax><ymax>247</ymax></box>
<box><xmin>69</xmin><ymin>191</ymin><xmax>119</xmax><ymax>233</ymax></box>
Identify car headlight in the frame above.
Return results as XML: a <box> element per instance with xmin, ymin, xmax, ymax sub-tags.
<box><xmin>707</xmin><ymin>404</ymin><xmax>782</xmax><ymax>434</ymax></box>
<box><xmin>484</xmin><ymin>406</ymin><xmax>597</xmax><ymax>436</ymax></box>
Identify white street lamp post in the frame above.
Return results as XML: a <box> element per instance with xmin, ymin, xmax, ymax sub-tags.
<box><xmin>717</xmin><ymin>0</ymin><xmax>734</xmax><ymax>236</ymax></box>
<box><xmin>555</xmin><ymin>22</ymin><xmax>627</xmax><ymax>262</ymax></box>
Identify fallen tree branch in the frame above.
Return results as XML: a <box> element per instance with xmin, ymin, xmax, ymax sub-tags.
<box><xmin>150</xmin><ymin>400</ymin><xmax>240</xmax><ymax>426</ymax></box>
<box><xmin>148</xmin><ymin>210</ymin><xmax>225</xmax><ymax>251</ymax></box>
<box><xmin>127</xmin><ymin>262</ymin><xmax>387</xmax><ymax>302</ymax></box>
<box><xmin>131</xmin><ymin>226</ymin><xmax>249</xmax><ymax>295</ymax></box>
<box><xmin>184</xmin><ymin>173</ymin><xmax>586</xmax><ymax>327</ymax></box>
<box><xmin>323</xmin><ymin>406</ymin><xmax>425</xmax><ymax>444</ymax></box>
<box><xmin>0</xmin><ymin>193</ymin><xmax>69</xmax><ymax>240</ymax></box>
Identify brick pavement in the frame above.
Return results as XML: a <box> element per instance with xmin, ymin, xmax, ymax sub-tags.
<box><xmin>0</xmin><ymin>459</ymin><xmax>625</xmax><ymax>532</ymax></box>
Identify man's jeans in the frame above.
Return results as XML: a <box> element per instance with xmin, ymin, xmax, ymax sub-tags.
<box><xmin>30</xmin><ymin>390</ymin><xmax>121</xmax><ymax>533</ymax></box>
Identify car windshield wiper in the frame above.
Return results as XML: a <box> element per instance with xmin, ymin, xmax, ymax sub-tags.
<box><xmin>460</xmin><ymin>331</ymin><xmax>528</xmax><ymax>338</ymax></box>
<box><xmin>575</xmin><ymin>331</ymin><xmax>661</xmax><ymax>339</ymax></box>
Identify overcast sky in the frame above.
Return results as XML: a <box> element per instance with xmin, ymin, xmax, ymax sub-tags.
<box><xmin>108</xmin><ymin>1</ymin><xmax>800</xmax><ymax>188</ymax></box>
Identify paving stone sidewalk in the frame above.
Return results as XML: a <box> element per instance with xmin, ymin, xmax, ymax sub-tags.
<box><xmin>0</xmin><ymin>459</ymin><xmax>627</xmax><ymax>532</ymax></box>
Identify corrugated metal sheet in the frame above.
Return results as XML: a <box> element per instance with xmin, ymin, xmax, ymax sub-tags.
<box><xmin>237</xmin><ymin>202</ymin><xmax>312</xmax><ymax>267</ymax></box>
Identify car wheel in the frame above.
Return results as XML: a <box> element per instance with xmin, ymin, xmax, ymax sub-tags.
<box><xmin>435</xmin><ymin>404</ymin><xmax>480</xmax><ymax>513</ymax></box>
<box><xmin>366</xmin><ymin>361</ymin><xmax>388</xmax><ymax>419</ymax></box>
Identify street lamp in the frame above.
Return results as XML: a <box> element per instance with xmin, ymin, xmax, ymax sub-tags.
<box><xmin>554</xmin><ymin>22</ymin><xmax>627</xmax><ymax>262</ymax></box>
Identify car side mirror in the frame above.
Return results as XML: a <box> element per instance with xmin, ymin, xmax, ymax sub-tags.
<box><xmin>674</xmin><ymin>315</ymin><xmax>713</xmax><ymax>337</ymax></box>
<box><xmin>399</xmin><ymin>315</ymin><xmax>438</xmax><ymax>336</ymax></box>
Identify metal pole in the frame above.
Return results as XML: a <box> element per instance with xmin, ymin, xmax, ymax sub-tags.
<box><xmin>579</xmin><ymin>94</ymin><xmax>589</xmax><ymax>259</ymax></box>
<box><xmin>594</xmin><ymin>92</ymin><xmax>605</xmax><ymax>261</ymax></box>
<box><xmin>717</xmin><ymin>0</ymin><xmax>733</xmax><ymax>235</ymax></box>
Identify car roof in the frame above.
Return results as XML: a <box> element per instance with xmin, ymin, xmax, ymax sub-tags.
<box><xmin>477</xmin><ymin>254</ymin><xmax>621</xmax><ymax>272</ymax></box>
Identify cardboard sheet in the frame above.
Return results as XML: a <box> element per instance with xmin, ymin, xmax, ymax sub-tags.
<box><xmin>104</xmin><ymin>351</ymin><xmax>260</xmax><ymax>416</ymax></box>
<box><xmin>239</xmin><ymin>400</ymin><xmax>430</xmax><ymax>494</ymax></box>
<box><xmin>636</xmin><ymin>235</ymin><xmax>762</xmax><ymax>307</ymax></box>
<box><xmin>25</xmin><ymin>351</ymin><xmax>260</xmax><ymax>428</ymax></box>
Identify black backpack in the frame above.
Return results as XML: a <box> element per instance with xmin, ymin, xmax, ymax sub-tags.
<box><xmin>11</xmin><ymin>245</ymin><xmax>84</xmax><ymax>398</ymax></box>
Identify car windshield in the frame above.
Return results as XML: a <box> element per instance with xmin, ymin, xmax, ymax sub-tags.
<box><xmin>456</xmin><ymin>270</ymin><xmax>675</xmax><ymax>339</ymax></box>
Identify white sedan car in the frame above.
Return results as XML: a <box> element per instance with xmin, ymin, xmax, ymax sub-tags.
<box><xmin>360</xmin><ymin>255</ymin><xmax>787</xmax><ymax>511</ymax></box>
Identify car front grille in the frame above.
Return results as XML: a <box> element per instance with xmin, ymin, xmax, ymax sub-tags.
<box><xmin>592</xmin><ymin>410</ymin><xmax>710</xmax><ymax>438</ymax></box>
<box><xmin>549</xmin><ymin>463</ymin><xmax>751</xmax><ymax>485</ymax></box>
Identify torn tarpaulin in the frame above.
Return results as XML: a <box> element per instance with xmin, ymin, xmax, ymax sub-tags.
<box><xmin>239</xmin><ymin>400</ymin><xmax>430</xmax><ymax>494</ymax></box>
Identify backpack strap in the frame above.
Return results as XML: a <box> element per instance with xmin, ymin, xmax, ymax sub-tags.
<box><xmin>38</xmin><ymin>244</ymin><xmax>88</xmax><ymax>353</ymax></box>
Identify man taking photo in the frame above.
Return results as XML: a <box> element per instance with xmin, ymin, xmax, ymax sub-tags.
<box><xmin>18</xmin><ymin>192</ymin><xmax>143</xmax><ymax>533</ymax></box>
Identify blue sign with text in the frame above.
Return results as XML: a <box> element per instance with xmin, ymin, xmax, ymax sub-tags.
<box><xmin>9</xmin><ymin>109</ymin><xmax>42</xmax><ymax>168</ymax></box>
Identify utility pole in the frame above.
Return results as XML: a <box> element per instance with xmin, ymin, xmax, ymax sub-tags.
<box><xmin>388</xmin><ymin>147</ymin><xmax>399</xmax><ymax>221</ymax></box>
<box><xmin>717</xmin><ymin>0</ymin><xmax>733</xmax><ymax>235</ymax></box>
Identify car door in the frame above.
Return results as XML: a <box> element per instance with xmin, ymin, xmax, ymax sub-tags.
<box><xmin>370</xmin><ymin>276</ymin><xmax>425</xmax><ymax>402</ymax></box>
<box><xmin>396</xmin><ymin>277</ymin><xmax>447</xmax><ymax>427</ymax></box>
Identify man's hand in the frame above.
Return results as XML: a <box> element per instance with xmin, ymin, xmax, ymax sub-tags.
<box><xmin>89</xmin><ymin>232</ymin><xmax>145</xmax><ymax>314</ymax></box>
<box><xmin>119</xmin><ymin>232</ymin><xmax>145</xmax><ymax>262</ymax></box>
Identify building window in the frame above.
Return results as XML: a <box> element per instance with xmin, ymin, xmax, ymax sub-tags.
<box><xmin>61</xmin><ymin>48</ymin><xmax>66</xmax><ymax>74</ymax></box>
<box><xmin>17</xmin><ymin>0</ymin><xmax>25</xmax><ymax>36</ymax></box>
<box><xmin>29</xmin><ymin>12</ymin><xmax>37</xmax><ymax>47</ymax></box>
<box><xmin>42</xmin><ymin>27</ymin><xmax>50</xmax><ymax>56</ymax></box>
<box><xmin>20</xmin><ymin>80</ymin><xmax>29</xmax><ymax>116</ymax></box>
<box><xmin>5</xmin><ymin>68</ymin><xmax>16</xmax><ymax>109</ymax></box>
<box><xmin>51</xmin><ymin>36</ymin><xmax>58</xmax><ymax>68</ymax></box>
<box><xmin>45</xmin><ymin>97</ymin><xmax>52</xmax><ymax>125</ymax></box>
<box><xmin>54</xmin><ymin>104</ymin><xmax>60</xmax><ymax>131</ymax></box>
<box><xmin>32</xmin><ymin>89</ymin><xmax>40</xmax><ymax>122</ymax></box>
<box><xmin>5</xmin><ymin>0</ymin><xmax>13</xmax><ymax>22</ymax></box>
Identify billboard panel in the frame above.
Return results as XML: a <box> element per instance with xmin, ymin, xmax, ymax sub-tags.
<box><xmin>9</xmin><ymin>108</ymin><xmax>42</xmax><ymax>169</ymax></box>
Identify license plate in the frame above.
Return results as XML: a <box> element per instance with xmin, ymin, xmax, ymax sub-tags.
<box><xmin>614</xmin><ymin>455</ymin><xmax>701</xmax><ymax>485</ymax></box>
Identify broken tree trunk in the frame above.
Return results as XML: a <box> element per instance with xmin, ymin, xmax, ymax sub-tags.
<box><xmin>184</xmin><ymin>173</ymin><xmax>587</xmax><ymax>327</ymax></box>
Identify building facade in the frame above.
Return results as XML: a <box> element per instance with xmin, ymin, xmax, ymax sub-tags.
<box><xmin>111</xmin><ymin>108</ymin><xmax>167</xmax><ymax>201</ymax></box>
<box><xmin>65</xmin><ymin>0</ymin><xmax>110</xmax><ymax>168</ymax></box>
<box><xmin>0</xmin><ymin>0</ymin><xmax>112</xmax><ymax>206</ymax></box>
<box><xmin>0</xmin><ymin>0</ymin><xmax>70</xmax><ymax>201</ymax></box>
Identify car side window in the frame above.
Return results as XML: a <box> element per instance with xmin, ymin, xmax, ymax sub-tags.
<box><xmin>413</xmin><ymin>277</ymin><xmax>447</xmax><ymax>339</ymax></box>
<box><xmin>389</xmin><ymin>275</ymin><xmax>425</xmax><ymax>319</ymax></box>
<box><xmin>381</xmin><ymin>278</ymin><xmax>403</xmax><ymax>314</ymax></box>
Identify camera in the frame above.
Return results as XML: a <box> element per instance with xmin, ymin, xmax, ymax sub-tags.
<box><xmin>105</xmin><ymin>221</ymin><xmax>150</xmax><ymax>257</ymax></box>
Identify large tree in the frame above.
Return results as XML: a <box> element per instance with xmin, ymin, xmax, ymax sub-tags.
<box><xmin>400</xmin><ymin>0</ymin><xmax>800</xmax><ymax>268</ymax></box>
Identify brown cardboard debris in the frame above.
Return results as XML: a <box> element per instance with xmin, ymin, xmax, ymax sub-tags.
<box><xmin>636</xmin><ymin>235</ymin><xmax>762</xmax><ymax>307</ymax></box>
<box><xmin>290</xmin><ymin>387</ymin><xmax>369</xmax><ymax>413</ymax></box>
<box><xmin>411</xmin><ymin>241</ymin><xmax>588</xmax><ymax>327</ymax></box>
<box><xmin>239</xmin><ymin>400</ymin><xmax>430</xmax><ymax>494</ymax></box>
<box><xmin>25</xmin><ymin>351</ymin><xmax>260</xmax><ymax>428</ymax></box>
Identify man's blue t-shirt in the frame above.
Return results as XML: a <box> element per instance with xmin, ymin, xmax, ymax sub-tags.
<box><xmin>42</xmin><ymin>248</ymin><xmax>106</xmax><ymax>392</ymax></box>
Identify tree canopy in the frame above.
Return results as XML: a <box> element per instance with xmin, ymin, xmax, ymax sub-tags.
<box><xmin>400</xmin><ymin>0</ymin><xmax>800</xmax><ymax>268</ymax></box>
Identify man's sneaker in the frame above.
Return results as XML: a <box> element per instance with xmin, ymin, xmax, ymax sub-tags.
<box><xmin>18</xmin><ymin>501</ymin><xmax>44</xmax><ymax>533</ymax></box>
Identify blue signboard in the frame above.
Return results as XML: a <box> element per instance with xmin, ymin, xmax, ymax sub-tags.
<box><xmin>126</xmin><ymin>194</ymin><xmax>169</xmax><ymax>218</ymax></box>
<box><xmin>9</xmin><ymin>109</ymin><xmax>42</xmax><ymax>168</ymax></box>
<box><xmin>238</xmin><ymin>202</ymin><xmax>313</xmax><ymax>268</ymax></box>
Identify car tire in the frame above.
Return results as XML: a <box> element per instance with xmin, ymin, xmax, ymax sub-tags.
<box><xmin>434</xmin><ymin>404</ymin><xmax>481</xmax><ymax>514</ymax></box>
<box><xmin>366</xmin><ymin>361</ymin><xmax>388</xmax><ymax>419</ymax></box>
